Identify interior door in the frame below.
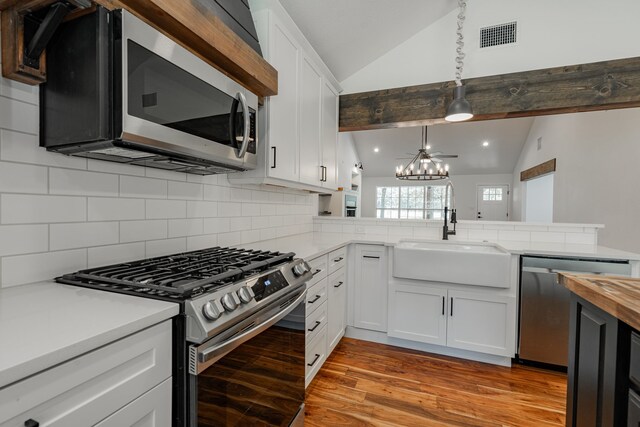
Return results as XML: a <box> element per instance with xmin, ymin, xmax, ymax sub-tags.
<box><xmin>476</xmin><ymin>185</ymin><xmax>509</xmax><ymax>221</ymax></box>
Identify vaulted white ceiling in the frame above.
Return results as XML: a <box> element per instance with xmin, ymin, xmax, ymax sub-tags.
<box><xmin>352</xmin><ymin>118</ymin><xmax>535</xmax><ymax>177</ymax></box>
<box><xmin>279</xmin><ymin>0</ymin><xmax>457</xmax><ymax>82</ymax></box>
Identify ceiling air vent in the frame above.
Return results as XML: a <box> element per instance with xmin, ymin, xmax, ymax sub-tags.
<box><xmin>480</xmin><ymin>21</ymin><xmax>517</xmax><ymax>48</ymax></box>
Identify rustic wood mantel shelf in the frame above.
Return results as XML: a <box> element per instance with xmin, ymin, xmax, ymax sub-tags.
<box><xmin>0</xmin><ymin>0</ymin><xmax>278</xmax><ymax>97</ymax></box>
<box><xmin>339</xmin><ymin>56</ymin><xmax>640</xmax><ymax>132</ymax></box>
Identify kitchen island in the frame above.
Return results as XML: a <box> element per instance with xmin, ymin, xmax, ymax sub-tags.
<box><xmin>558</xmin><ymin>274</ymin><xmax>640</xmax><ymax>427</ymax></box>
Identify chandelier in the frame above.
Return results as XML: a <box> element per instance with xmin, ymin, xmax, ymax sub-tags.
<box><xmin>395</xmin><ymin>127</ymin><xmax>450</xmax><ymax>181</ymax></box>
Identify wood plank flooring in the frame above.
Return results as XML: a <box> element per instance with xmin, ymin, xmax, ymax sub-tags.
<box><xmin>305</xmin><ymin>338</ymin><xmax>566</xmax><ymax>427</ymax></box>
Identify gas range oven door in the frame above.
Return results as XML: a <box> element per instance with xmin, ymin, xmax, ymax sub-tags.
<box><xmin>188</xmin><ymin>288</ymin><xmax>306</xmax><ymax>426</ymax></box>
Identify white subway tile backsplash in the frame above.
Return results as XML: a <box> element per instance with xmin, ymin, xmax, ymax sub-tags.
<box><xmin>203</xmin><ymin>217</ymin><xmax>231</xmax><ymax>234</ymax></box>
<box><xmin>531</xmin><ymin>231</ymin><xmax>565</xmax><ymax>243</ymax></box>
<box><xmin>230</xmin><ymin>217</ymin><xmax>252</xmax><ymax>232</ymax></box>
<box><xmin>50</xmin><ymin>168</ymin><xmax>118</xmax><ymax>197</ymax></box>
<box><xmin>50</xmin><ymin>222</ymin><xmax>119</xmax><ymax>250</ymax></box>
<box><xmin>1</xmin><ymin>194</ymin><xmax>86</xmax><ymax>224</ymax></box>
<box><xmin>168</xmin><ymin>219</ymin><xmax>204</xmax><ymax>238</ymax></box>
<box><xmin>145</xmin><ymin>167</ymin><xmax>187</xmax><ymax>182</ymax></box>
<box><xmin>259</xmin><ymin>228</ymin><xmax>276</xmax><ymax>241</ymax></box>
<box><xmin>120</xmin><ymin>220</ymin><xmax>167</xmax><ymax>243</ymax></box>
<box><xmin>251</xmin><ymin>216</ymin><xmax>270</xmax><ymax>229</ymax></box>
<box><xmin>0</xmin><ymin>76</ymin><xmax>38</xmax><ymax>104</ymax></box>
<box><xmin>467</xmin><ymin>229</ymin><xmax>499</xmax><ymax>241</ymax></box>
<box><xmin>145</xmin><ymin>238</ymin><xmax>187</xmax><ymax>258</ymax></box>
<box><xmin>218</xmin><ymin>231</ymin><xmax>241</xmax><ymax>247</ymax></box>
<box><xmin>203</xmin><ymin>185</ymin><xmax>230</xmax><ymax>201</ymax></box>
<box><xmin>89</xmin><ymin>197</ymin><xmax>145</xmax><ymax>221</ymax></box>
<box><xmin>120</xmin><ymin>176</ymin><xmax>167</xmax><ymax>199</ymax></box>
<box><xmin>565</xmin><ymin>232</ymin><xmax>597</xmax><ymax>245</ymax></box>
<box><xmin>241</xmin><ymin>229</ymin><xmax>261</xmax><ymax>244</ymax></box>
<box><xmin>88</xmin><ymin>242</ymin><xmax>146</xmax><ymax>268</ymax></box>
<box><xmin>0</xmin><ymin>129</ymin><xmax>87</xmax><ymax>169</ymax></box>
<box><xmin>168</xmin><ymin>181</ymin><xmax>203</xmax><ymax>200</ymax></box>
<box><xmin>260</xmin><ymin>204</ymin><xmax>277</xmax><ymax>216</ymax></box>
<box><xmin>146</xmin><ymin>200</ymin><xmax>186</xmax><ymax>219</ymax></box>
<box><xmin>0</xmin><ymin>225</ymin><xmax>48</xmax><ymax>256</ymax></box>
<box><xmin>2</xmin><ymin>249</ymin><xmax>87</xmax><ymax>288</ymax></box>
<box><xmin>229</xmin><ymin>188</ymin><xmax>252</xmax><ymax>202</ymax></box>
<box><xmin>241</xmin><ymin>203</ymin><xmax>261</xmax><ymax>217</ymax></box>
<box><xmin>186</xmin><ymin>201</ymin><xmax>218</xmax><ymax>218</ymax></box>
<box><xmin>187</xmin><ymin>234</ymin><xmax>218</xmax><ymax>251</ymax></box>
<box><xmin>497</xmin><ymin>230</ymin><xmax>531</xmax><ymax>242</ymax></box>
<box><xmin>218</xmin><ymin>202</ymin><xmax>242</xmax><ymax>217</ymax></box>
<box><xmin>0</xmin><ymin>161</ymin><xmax>48</xmax><ymax>194</ymax></box>
<box><xmin>0</xmin><ymin>96</ymin><xmax>38</xmax><ymax>134</ymax></box>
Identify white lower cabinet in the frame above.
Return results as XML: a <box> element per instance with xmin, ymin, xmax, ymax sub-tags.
<box><xmin>388</xmin><ymin>282</ymin><xmax>516</xmax><ymax>358</ymax></box>
<box><xmin>304</xmin><ymin>247</ymin><xmax>348</xmax><ymax>387</ymax></box>
<box><xmin>353</xmin><ymin>244</ymin><xmax>387</xmax><ymax>332</ymax></box>
<box><xmin>447</xmin><ymin>290</ymin><xmax>515</xmax><ymax>356</ymax></box>
<box><xmin>388</xmin><ymin>283</ymin><xmax>447</xmax><ymax>346</ymax></box>
<box><xmin>327</xmin><ymin>269</ymin><xmax>346</xmax><ymax>352</ymax></box>
<box><xmin>94</xmin><ymin>378</ymin><xmax>172</xmax><ymax>427</ymax></box>
<box><xmin>0</xmin><ymin>321</ymin><xmax>172</xmax><ymax>427</ymax></box>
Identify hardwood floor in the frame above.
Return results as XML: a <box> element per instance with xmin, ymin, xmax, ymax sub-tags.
<box><xmin>305</xmin><ymin>338</ymin><xmax>566</xmax><ymax>427</ymax></box>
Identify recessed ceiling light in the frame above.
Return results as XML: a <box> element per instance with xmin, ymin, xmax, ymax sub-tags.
<box><xmin>426</xmin><ymin>144</ymin><xmax>431</xmax><ymax>150</ymax></box>
<box><xmin>482</xmin><ymin>141</ymin><xmax>489</xmax><ymax>147</ymax></box>
<box><xmin>374</xmin><ymin>147</ymin><xmax>379</xmax><ymax>153</ymax></box>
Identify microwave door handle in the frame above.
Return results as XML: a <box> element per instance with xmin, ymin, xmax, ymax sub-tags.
<box><xmin>192</xmin><ymin>290</ymin><xmax>306</xmax><ymax>374</ymax></box>
<box><xmin>235</xmin><ymin>92</ymin><xmax>251</xmax><ymax>158</ymax></box>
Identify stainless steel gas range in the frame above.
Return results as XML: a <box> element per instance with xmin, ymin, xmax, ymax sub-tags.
<box><xmin>57</xmin><ymin>246</ymin><xmax>313</xmax><ymax>427</ymax></box>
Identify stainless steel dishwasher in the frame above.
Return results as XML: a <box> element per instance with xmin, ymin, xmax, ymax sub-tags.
<box><xmin>518</xmin><ymin>256</ymin><xmax>631</xmax><ymax>367</ymax></box>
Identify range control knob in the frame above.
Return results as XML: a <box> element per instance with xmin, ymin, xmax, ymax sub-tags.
<box><xmin>292</xmin><ymin>263</ymin><xmax>308</xmax><ymax>277</ymax></box>
<box><xmin>202</xmin><ymin>300</ymin><xmax>223</xmax><ymax>320</ymax></box>
<box><xmin>237</xmin><ymin>286</ymin><xmax>255</xmax><ymax>304</ymax></box>
<box><xmin>221</xmin><ymin>293</ymin><xmax>239</xmax><ymax>312</ymax></box>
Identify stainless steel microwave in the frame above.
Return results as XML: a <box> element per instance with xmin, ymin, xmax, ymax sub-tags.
<box><xmin>40</xmin><ymin>7</ymin><xmax>258</xmax><ymax>175</ymax></box>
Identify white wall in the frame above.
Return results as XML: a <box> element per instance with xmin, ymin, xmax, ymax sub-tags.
<box><xmin>0</xmin><ymin>48</ymin><xmax>314</xmax><ymax>289</ymax></box>
<box><xmin>524</xmin><ymin>174</ymin><xmax>554</xmax><ymax>223</ymax></box>
<box><xmin>512</xmin><ymin>108</ymin><xmax>640</xmax><ymax>253</ymax></box>
<box><xmin>341</xmin><ymin>0</ymin><xmax>640</xmax><ymax>93</ymax></box>
<box><xmin>362</xmin><ymin>174</ymin><xmax>512</xmax><ymax>220</ymax></box>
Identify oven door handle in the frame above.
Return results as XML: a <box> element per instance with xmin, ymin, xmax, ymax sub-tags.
<box><xmin>191</xmin><ymin>290</ymin><xmax>306</xmax><ymax>374</ymax></box>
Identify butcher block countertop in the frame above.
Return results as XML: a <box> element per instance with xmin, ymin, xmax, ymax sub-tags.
<box><xmin>559</xmin><ymin>273</ymin><xmax>640</xmax><ymax>331</ymax></box>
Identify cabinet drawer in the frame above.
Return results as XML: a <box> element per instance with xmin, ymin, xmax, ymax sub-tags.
<box><xmin>307</xmin><ymin>255</ymin><xmax>328</xmax><ymax>287</ymax></box>
<box><xmin>327</xmin><ymin>247</ymin><xmax>346</xmax><ymax>275</ymax></box>
<box><xmin>306</xmin><ymin>278</ymin><xmax>327</xmax><ymax>316</ymax></box>
<box><xmin>0</xmin><ymin>321</ymin><xmax>172</xmax><ymax>427</ymax></box>
<box><xmin>94</xmin><ymin>378</ymin><xmax>171</xmax><ymax>427</ymax></box>
<box><xmin>306</xmin><ymin>301</ymin><xmax>327</xmax><ymax>344</ymax></box>
<box><xmin>305</xmin><ymin>325</ymin><xmax>327</xmax><ymax>387</ymax></box>
<box><xmin>328</xmin><ymin>269</ymin><xmax>346</xmax><ymax>291</ymax></box>
<box><xmin>632</xmin><ymin>331</ymin><xmax>640</xmax><ymax>388</ymax></box>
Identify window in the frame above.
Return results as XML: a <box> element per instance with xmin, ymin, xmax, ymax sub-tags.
<box><xmin>376</xmin><ymin>185</ymin><xmax>449</xmax><ymax>219</ymax></box>
<box><xmin>482</xmin><ymin>187</ymin><xmax>503</xmax><ymax>201</ymax></box>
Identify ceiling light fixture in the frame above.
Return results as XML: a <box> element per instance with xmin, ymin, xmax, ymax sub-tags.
<box><xmin>482</xmin><ymin>141</ymin><xmax>489</xmax><ymax>147</ymax></box>
<box><xmin>445</xmin><ymin>0</ymin><xmax>473</xmax><ymax>123</ymax></box>
<box><xmin>395</xmin><ymin>127</ymin><xmax>450</xmax><ymax>181</ymax></box>
<box><xmin>374</xmin><ymin>147</ymin><xmax>379</xmax><ymax>153</ymax></box>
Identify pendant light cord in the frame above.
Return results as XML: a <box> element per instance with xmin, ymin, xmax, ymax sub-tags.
<box><xmin>454</xmin><ymin>0</ymin><xmax>467</xmax><ymax>87</ymax></box>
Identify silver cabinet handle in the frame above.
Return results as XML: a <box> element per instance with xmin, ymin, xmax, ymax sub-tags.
<box><xmin>235</xmin><ymin>92</ymin><xmax>250</xmax><ymax>158</ymax></box>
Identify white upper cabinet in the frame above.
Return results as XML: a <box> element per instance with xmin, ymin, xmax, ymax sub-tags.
<box><xmin>232</xmin><ymin>0</ymin><xmax>341</xmax><ymax>192</ymax></box>
<box><xmin>267</xmin><ymin>16</ymin><xmax>299</xmax><ymax>182</ymax></box>
<box><xmin>298</xmin><ymin>56</ymin><xmax>323</xmax><ymax>186</ymax></box>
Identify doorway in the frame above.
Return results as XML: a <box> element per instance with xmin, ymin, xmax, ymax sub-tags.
<box><xmin>476</xmin><ymin>185</ymin><xmax>509</xmax><ymax>221</ymax></box>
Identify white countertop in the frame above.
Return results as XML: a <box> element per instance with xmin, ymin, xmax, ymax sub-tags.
<box><xmin>246</xmin><ymin>232</ymin><xmax>640</xmax><ymax>261</ymax></box>
<box><xmin>0</xmin><ymin>282</ymin><xmax>179</xmax><ymax>388</ymax></box>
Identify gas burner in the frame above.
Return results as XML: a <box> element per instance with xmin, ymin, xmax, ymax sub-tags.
<box><xmin>57</xmin><ymin>246</ymin><xmax>295</xmax><ymax>301</ymax></box>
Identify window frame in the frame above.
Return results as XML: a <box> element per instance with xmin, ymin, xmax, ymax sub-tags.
<box><xmin>376</xmin><ymin>185</ymin><xmax>449</xmax><ymax>220</ymax></box>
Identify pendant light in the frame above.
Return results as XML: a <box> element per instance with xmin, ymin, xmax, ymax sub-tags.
<box><xmin>395</xmin><ymin>127</ymin><xmax>449</xmax><ymax>181</ymax></box>
<box><xmin>445</xmin><ymin>0</ymin><xmax>473</xmax><ymax>122</ymax></box>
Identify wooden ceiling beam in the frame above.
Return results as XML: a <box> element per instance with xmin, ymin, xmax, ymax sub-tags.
<box><xmin>339</xmin><ymin>56</ymin><xmax>640</xmax><ymax>132</ymax></box>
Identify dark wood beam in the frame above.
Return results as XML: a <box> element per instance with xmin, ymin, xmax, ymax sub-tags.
<box><xmin>520</xmin><ymin>159</ymin><xmax>556</xmax><ymax>182</ymax></box>
<box><xmin>339</xmin><ymin>57</ymin><xmax>640</xmax><ymax>132</ymax></box>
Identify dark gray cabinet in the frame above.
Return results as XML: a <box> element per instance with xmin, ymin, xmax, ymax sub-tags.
<box><xmin>629</xmin><ymin>390</ymin><xmax>640</xmax><ymax>427</ymax></box>
<box><xmin>566</xmin><ymin>294</ymin><xmax>631</xmax><ymax>427</ymax></box>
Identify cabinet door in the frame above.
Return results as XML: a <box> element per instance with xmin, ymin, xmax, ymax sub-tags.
<box><xmin>321</xmin><ymin>81</ymin><xmax>338</xmax><ymax>190</ymax></box>
<box><xmin>629</xmin><ymin>390</ymin><xmax>640</xmax><ymax>427</ymax></box>
<box><xmin>94</xmin><ymin>379</ymin><xmax>171</xmax><ymax>427</ymax></box>
<box><xmin>298</xmin><ymin>56</ymin><xmax>322</xmax><ymax>186</ymax></box>
<box><xmin>327</xmin><ymin>269</ymin><xmax>347</xmax><ymax>352</ymax></box>
<box><xmin>267</xmin><ymin>18</ymin><xmax>299</xmax><ymax>182</ymax></box>
<box><xmin>353</xmin><ymin>245</ymin><xmax>387</xmax><ymax>332</ymax></box>
<box><xmin>446</xmin><ymin>290</ymin><xmax>516</xmax><ymax>357</ymax></box>
<box><xmin>388</xmin><ymin>283</ymin><xmax>447</xmax><ymax>346</ymax></box>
